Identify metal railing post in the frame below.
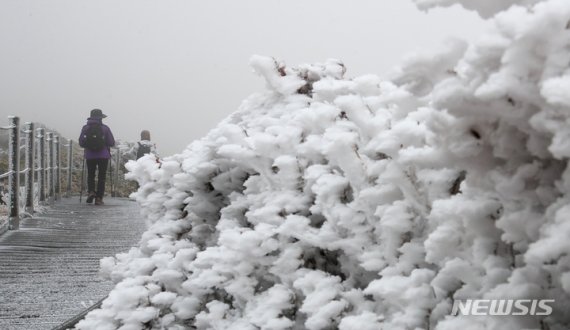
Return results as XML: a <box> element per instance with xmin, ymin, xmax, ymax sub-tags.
<box><xmin>55</xmin><ymin>135</ymin><xmax>61</xmax><ymax>200</ymax></box>
<box><xmin>67</xmin><ymin>140</ymin><xmax>73</xmax><ymax>197</ymax></box>
<box><xmin>46</xmin><ymin>132</ymin><xmax>54</xmax><ymax>203</ymax></box>
<box><xmin>8</xmin><ymin>116</ymin><xmax>20</xmax><ymax>230</ymax></box>
<box><xmin>25</xmin><ymin>122</ymin><xmax>35</xmax><ymax>214</ymax></box>
<box><xmin>37</xmin><ymin>128</ymin><xmax>46</xmax><ymax>204</ymax></box>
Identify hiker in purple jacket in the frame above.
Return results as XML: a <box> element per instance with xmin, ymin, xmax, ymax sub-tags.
<box><xmin>78</xmin><ymin>109</ymin><xmax>115</xmax><ymax>205</ymax></box>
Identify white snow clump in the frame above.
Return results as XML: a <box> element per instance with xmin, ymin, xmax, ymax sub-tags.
<box><xmin>77</xmin><ymin>0</ymin><xmax>570</xmax><ymax>329</ymax></box>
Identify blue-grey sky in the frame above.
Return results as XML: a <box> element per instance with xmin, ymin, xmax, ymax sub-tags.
<box><xmin>0</xmin><ymin>0</ymin><xmax>485</xmax><ymax>156</ymax></box>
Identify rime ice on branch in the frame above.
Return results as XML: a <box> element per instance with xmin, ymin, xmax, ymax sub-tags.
<box><xmin>78</xmin><ymin>1</ymin><xmax>570</xmax><ymax>329</ymax></box>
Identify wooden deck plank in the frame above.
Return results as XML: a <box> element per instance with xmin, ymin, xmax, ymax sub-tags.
<box><xmin>0</xmin><ymin>197</ymin><xmax>145</xmax><ymax>330</ymax></box>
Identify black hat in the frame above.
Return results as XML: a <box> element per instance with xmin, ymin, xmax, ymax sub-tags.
<box><xmin>90</xmin><ymin>109</ymin><xmax>107</xmax><ymax>118</ymax></box>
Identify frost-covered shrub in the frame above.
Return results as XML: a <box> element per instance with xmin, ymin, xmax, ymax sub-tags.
<box><xmin>78</xmin><ymin>1</ymin><xmax>570</xmax><ymax>329</ymax></box>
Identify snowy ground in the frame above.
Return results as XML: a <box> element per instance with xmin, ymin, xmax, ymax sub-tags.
<box><xmin>76</xmin><ymin>0</ymin><xmax>570</xmax><ymax>329</ymax></box>
<box><xmin>0</xmin><ymin>198</ymin><xmax>146</xmax><ymax>330</ymax></box>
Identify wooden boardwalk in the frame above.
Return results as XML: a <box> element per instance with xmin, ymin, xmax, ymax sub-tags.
<box><xmin>0</xmin><ymin>197</ymin><xmax>146</xmax><ymax>330</ymax></box>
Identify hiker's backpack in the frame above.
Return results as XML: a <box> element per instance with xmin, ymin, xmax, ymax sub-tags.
<box><xmin>83</xmin><ymin>124</ymin><xmax>106</xmax><ymax>151</ymax></box>
<box><xmin>136</xmin><ymin>142</ymin><xmax>152</xmax><ymax>159</ymax></box>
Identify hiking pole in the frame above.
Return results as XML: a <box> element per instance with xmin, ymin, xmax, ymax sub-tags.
<box><xmin>79</xmin><ymin>155</ymin><xmax>85</xmax><ymax>203</ymax></box>
<box><xmin>108</xmin><ymin>156</ymin><xmax>114</xmax><ymax>197</ymax></box>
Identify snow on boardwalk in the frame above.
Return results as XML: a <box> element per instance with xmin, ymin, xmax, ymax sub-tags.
<box><xmin>0</xmin><ymin>197</ymin><xmax>145</xmax><ymax>330</ymax></box>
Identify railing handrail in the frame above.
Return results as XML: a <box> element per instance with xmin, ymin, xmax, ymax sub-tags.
<box><xmin>0</xmin><ymin>171</ymin><xmax>13</xmax><ymax>179</ymax></box>
<box><xmin>0</xmin><ymin>116</ymin><xmax>74</xmax><ymax>231</ymax></box>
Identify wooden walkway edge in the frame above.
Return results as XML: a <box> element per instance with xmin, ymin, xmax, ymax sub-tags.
<box><xmin>0</xmin><ymin>197</ymin><xmax>146</xmax><ymax>330</ymax></box>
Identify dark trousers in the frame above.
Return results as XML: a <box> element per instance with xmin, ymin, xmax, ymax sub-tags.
<box><xmin>86</xmin><ymin>158</ymin><xmax>108</xmax><ymax>198</ymax></box>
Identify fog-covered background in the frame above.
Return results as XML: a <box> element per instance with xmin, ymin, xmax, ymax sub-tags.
<box><xmin>0</xmin><ymin>0</ymin><xmax>484</xmax><ymax>156</ymax></box>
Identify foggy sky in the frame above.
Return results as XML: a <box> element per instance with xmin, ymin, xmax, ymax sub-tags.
<box><xmin>0</xmin><ymin>0</ymin><xmax>485</xmax><ymax>156</ymax></box>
